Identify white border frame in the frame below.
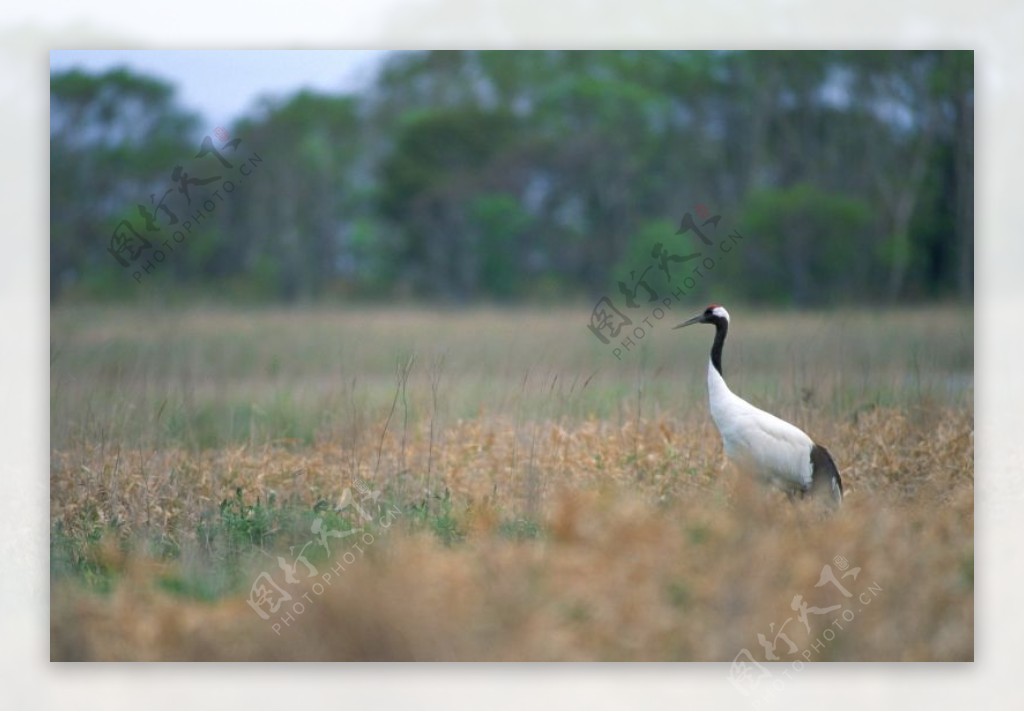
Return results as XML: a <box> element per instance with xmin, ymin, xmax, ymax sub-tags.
<box><xmin>8</xmin><ymin>1</ymin><xmax>1020</xmax><ymax>708</ymax></box>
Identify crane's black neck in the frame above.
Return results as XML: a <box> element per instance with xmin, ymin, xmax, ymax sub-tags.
<box><xmin>709</xmin><ymin>316</ymin><xmax>728</xmax><ymax>377</ymax></box>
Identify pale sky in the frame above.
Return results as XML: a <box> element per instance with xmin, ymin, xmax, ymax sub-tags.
<box><xmin>50</xmin><ymin>50</ymin><xmax>394</xmax><ymax>130</ymax></box>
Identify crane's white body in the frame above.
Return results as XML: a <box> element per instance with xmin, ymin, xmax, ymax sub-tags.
<box><xmin>706</xmin><ymin>360</ymin><xmax>814</xmax><ymax>493</ymax></box>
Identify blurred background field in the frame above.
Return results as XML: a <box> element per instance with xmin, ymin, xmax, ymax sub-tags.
<box><xmin>51</xmin><ymin>304</ymin><xmax>971</xmax><ymax>451</ymax></box>
<box><xmin>50</xmin><ymin>50</ymin><xmax>973</xmax><ymax>661</ymax></box>
<box><xmin>50</xmin><ymin>304</ymin><xmax>973</xmax><ymax>661</ymax></box>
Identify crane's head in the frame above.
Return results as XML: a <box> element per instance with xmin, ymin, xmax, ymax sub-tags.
<box><xmin>674</xmin><ymin>304</ymin><xmax>730</xmax><ymax>329</ymax></box>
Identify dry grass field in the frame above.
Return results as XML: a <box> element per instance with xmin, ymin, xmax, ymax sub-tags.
<box><xmin>50</xmin><ymin>304</ymin><xmax>973</xmax><ymax>662</ymax></box>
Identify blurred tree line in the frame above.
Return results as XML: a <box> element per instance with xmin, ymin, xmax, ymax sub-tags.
<box><xmin>51</xmin><ymin>51</ymin><xmax>972</xmax><ymax>305</ymax></box>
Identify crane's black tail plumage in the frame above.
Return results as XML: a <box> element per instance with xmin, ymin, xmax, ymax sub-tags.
<box><xmin>808</xmin><ymin>443</ymin><xmax>843</xmax><ymax>506</ymax></box>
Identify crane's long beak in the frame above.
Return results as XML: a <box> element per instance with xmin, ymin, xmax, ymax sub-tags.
<box><xmin>673</xmin><ymin>313</ymin><xmax>703</xmax><ymax>329</ymax></box>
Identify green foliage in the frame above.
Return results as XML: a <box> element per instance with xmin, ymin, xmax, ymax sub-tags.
<box><xmin>163</xmin><ymin>396</ymin><xmax>320</xmax><ymax>449</ymax></box>
<box><xmin>497</xmin><ymin>518</ymin><xmax>543</xmax><ymax>541</ymax></box>
<box><xmin>51</xmin><ymin>484</ymin><xmax>393</xmax><ymax>602</ymax></box>
<box><xmin>51</xmin><ymin>67</ymin><xmax>201</xmax><ymax>300</ymax></box>
<box><xmin>378</xmin><ymin>107</ymin><xmax>523</xmax><ymax>300</ymax></box>
<box><xmin>611</xmin><ymin>219</ymin><xmax>680</xmax><ymax>300</ymax></box>
<box><xmin>212</xmin><ymin>487</ymin><xmax>282</xmax><ymax>552</ymax></box>
<box><xmin>738</xmin><ymin>184</ymin><xmax>874</xmax><ymax>305</ymax></box>
<box><xmin>51</xmin><ymin>51</ymin><xmax>973</xmax><ymax>306</ymax></box>
<box><xmin>407</xmin><ymin>490</ymin><xmax>465</xmax><ymax>546</ymax></box>
<box><xmin>470</xmin><ymin>193</ymin><xmax>533</xmax><ymax>299</ymax></box>
<box><xmin>665</xmin><ymin>580</ymin><xmax>693</xmax><ymax>609</ymax></box>
<box><xmin>50</xmin><ymin>519</ymin><xmax>119</xmax><ymax>594</ymax></box>
<box><xmin>379</xmin><ymin>108</ymin><xmax>519</xmax><ymax>221</ymax></box>
<box><xmin>345</xmin><ymin>217</ymin><xmax>396</xmax><ymax>296</ymax></box>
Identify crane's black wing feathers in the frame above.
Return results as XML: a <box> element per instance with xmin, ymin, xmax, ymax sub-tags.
<box><xmin>808</xmin><ymin>443</ymin><xmax>843</xmax><ymax>504</ymax></box>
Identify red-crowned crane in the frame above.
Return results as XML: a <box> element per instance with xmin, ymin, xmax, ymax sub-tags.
<box><xmin>675</xmin><ymin>304</ymin><xmax>843</xmax><ymax>506</ymax></box>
